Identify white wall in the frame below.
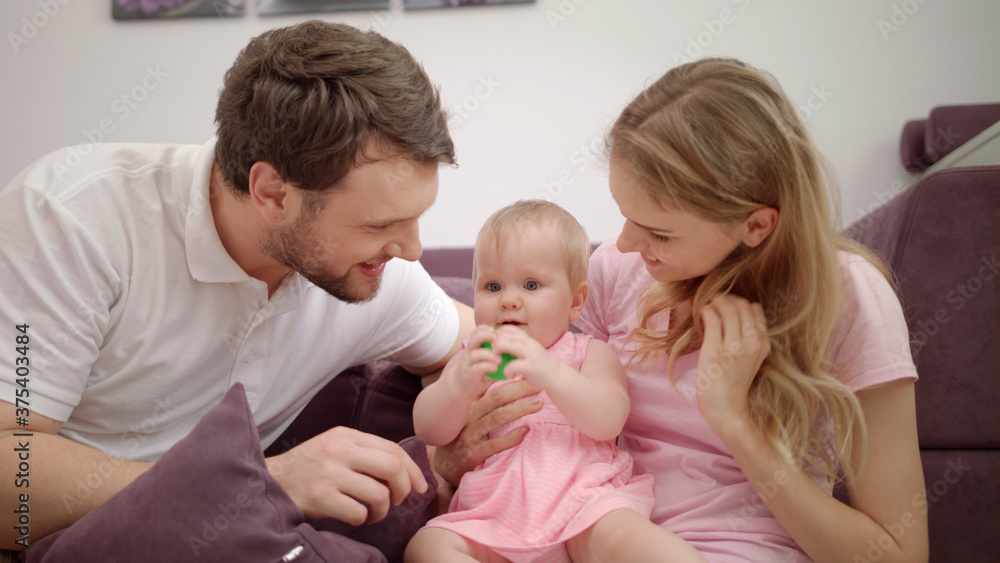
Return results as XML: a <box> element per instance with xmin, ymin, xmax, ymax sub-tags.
<box><xmin>2</xmin><ymin>0</ymin><xmax>998</xmax><ymax>248</ymax></box>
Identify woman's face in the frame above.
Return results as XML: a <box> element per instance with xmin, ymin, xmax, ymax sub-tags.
<box><xmin>609</xmin><ymin>157</ymin><xmax>744</xmax><ymax>284</ymax></box>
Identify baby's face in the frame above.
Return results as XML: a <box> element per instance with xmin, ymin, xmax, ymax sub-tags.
<box><xmin>473</xmin><ymin>222</ymin><xmax>580</xmax><ymax>349</ymax></box>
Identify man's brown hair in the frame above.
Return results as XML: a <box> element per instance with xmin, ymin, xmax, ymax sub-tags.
<box><xmin>215</xmin><ymin>20</ymin><xmax>455</xmax><ymax>197</ymax></box>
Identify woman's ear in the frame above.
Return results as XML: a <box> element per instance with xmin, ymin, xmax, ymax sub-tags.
<box><xmin>741</xmin><ymin>206</ymin><xmax>779</xmax><ymax>248</ymax></box>
<box><xmin>248</xmin><ymin>161</ymin><xmax>291</xmax><ymax>225</ymax></box>
<box><xmin>568</xmin><ymin>281</ymin><xmax>589</xmax><ymax>322</ymax></box>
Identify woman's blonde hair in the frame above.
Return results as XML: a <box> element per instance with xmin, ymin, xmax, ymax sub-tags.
<box><xmin>608</xmin><ymin>58</ymin><xmax>887</xmax><ymax>486</ymax></box>
<box><xmin>473</xmin><ymin>199</ymin><xmax>590</xmax><ymax>289</ymax></box>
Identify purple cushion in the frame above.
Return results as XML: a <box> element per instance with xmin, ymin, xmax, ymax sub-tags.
<box><xmin>309</xmin><ymin>437</ymin><xmax>437</xmax><ymax>563</ymax></box>
<box><xmin>899</xmin><ymin>104</ymin><xmax>1000</xmax><ymax>171</ymax></box>
<box><xmin>923</xmin><ymin>104</ymin><xmax>1000</xmax><ymax>164</ymax></box>
<box><xmin>900</xmin><ymin>119</ymin><xmax>929</xmax><ymax>171</ymax></box>
<box><xmin>22</xmin><ymin>384</ymin><xmax>387</xmax><ymax>563</ymax></box>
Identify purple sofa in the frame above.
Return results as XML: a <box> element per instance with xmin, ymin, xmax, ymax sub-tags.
<box><xmin>842</xmin><ymin>103</ymin><xmax>1000</xmax><ymax>562</ymax></box>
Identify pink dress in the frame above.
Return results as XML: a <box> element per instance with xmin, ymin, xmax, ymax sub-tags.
<box><xmin>424</xmin><ymin>331</ymin><xmax>654</xmax><ymax>563</ymax></box>
<box><xmin>576</xmin><ymin>234</ymin><xmax>920</xmax><ymax>562</ymax></box>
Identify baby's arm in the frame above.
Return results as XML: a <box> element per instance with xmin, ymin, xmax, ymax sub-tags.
<box><xmin>494</xmin><ymin>328</ymin><xmax>629</xmax><ymax>442</ymax></box>
<box><xmin>413</xmin><ymin>326</ymin><xmax>497</xmax><ymax>446</ymax></box>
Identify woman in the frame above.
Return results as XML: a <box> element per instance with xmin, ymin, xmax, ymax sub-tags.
<box><xmin>439</xmin><ymin>58</ymin><xmax>927</xmax><ymax>563</ymax></box>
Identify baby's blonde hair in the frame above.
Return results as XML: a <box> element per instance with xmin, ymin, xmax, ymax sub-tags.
<box><xmin>609</xmin><ymin>58</ymin><xmax>891</xmax><ymax>487</ymax></box>
<box><xmin>473</xmin><ymin>200</ymin><xmax>590</xmax><ymax>288</ymax></box>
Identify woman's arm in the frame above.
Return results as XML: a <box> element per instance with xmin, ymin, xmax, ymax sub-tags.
<box><xmin>494</xmin><ymin>329</ymin><xmax>630</xmax><ymax>442</ymax></box>
<box><xmin>715</xmin><ymin>380</ymin><xmax>926</xmax><ymax>562</ymax></box>
<box><xmin>699</xmin><ymin>296</ymin><xmax>928</xmax><ymax>563</ymax></box>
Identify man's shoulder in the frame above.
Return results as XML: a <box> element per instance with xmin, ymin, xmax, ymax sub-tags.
<box><xmin>2</xmin><ymin>141</ymin><xmax>211</xmax><ymax>271</ymax></box>
<box><xmin>7</xmin><ymin>142</ymin><xmax>204</xmax><ymax>205</ymax></box>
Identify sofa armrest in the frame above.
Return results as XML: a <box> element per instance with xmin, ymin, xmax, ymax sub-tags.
<box><xmin>899</xmin><ymin>103</ymin><xmax>1000</xmax><ymax>171</ymax></box>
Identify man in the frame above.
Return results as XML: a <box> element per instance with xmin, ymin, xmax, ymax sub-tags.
<box><xmin>0</xmin><ymin>21</ymin><xmax>486</xmax><ymax>556</ymax></box>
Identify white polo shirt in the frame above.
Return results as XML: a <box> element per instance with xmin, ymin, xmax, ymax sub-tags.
<box><xmin>0</xmin><ymin>140</ymin><xmax>458</xmax><ymax>461</ymax></box>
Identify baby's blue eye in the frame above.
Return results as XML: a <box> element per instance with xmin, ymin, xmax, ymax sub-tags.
<box><xmin>487</xmin><ymin>282</ymin><xmax>502</xmax><ymax>292</ymax></box>
<box><xmin>524</xmin><ymin>281</ymin><xmax>540</xmax><ymax>290</ymax></box>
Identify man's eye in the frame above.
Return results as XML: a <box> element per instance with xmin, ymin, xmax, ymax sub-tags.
<box><xmin>524</xmin><ymin>281</ymin><xmax>540</xmax><ymax>290</ymax></box>
<box><xmin>487</xmin><ymin>282</ymin><xmax>502</xmax><ymax>292</ymax></box>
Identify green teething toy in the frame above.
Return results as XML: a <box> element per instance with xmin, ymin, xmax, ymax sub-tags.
<box><xmin>480</xmin><ymin>341</ymin><xmax>514</xmax><ymax>381</ymax></box>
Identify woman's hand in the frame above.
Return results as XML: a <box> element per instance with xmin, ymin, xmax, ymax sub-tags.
<box><xmin>696</xmin><ymin>294</ymin><xmax>770</xmax><ymax>435</ymax></box>
<box><xmin>432</xmin><ymin>378</ymin><xmax>542</xmax><ymax>487</ymax></box>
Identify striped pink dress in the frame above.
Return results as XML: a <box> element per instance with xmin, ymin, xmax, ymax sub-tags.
<box><xmin>425</xmin><ymin>332</ymin><xmax>654</xmax><ymax>562</ymax></box>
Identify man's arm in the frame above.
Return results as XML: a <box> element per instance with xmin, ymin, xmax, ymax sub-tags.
<box><xmin>265</xmin><ymin>299</ymin><xmax>473</xmax><ymax>525</ymax></box>
<box><xmin>0</xmin><ymin>401</ymin><xmax>152</xmax><ymax>550</ymax></box>
<box><xmin>403</xmin><ymin>299</ymin><xmax>475</xmax><ymax>381</ymax></box>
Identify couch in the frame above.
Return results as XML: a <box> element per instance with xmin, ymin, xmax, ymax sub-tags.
<box><xmin>842</xmin><ymin>103</ymin><xmax>1000</xmax><ymax>562</ymax></box>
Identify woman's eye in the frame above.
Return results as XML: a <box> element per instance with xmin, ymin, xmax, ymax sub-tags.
<box><xmin>650</xmin><ymin>232</ymin><xmax>671</xmax><ymax>243</ymax></box>
<box><xmin>524</xmin><ymin>281</ymin><xmax>540</xmax><ymax>290</ymax></box>
<box><xmin>487</xmin><ymin>282</ymin><xmax>502</xmax><ymax>292</ymax></box>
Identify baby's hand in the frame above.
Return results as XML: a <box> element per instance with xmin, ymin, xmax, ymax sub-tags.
<box><xmin>492</xmin><ymin>327</ymin><xmax>562</xmax><ymax>391</ymax></box>
<box><xmin>443</xmin><ymin>325</ymin><xmax>500</xmax><ymax>399</ymax></box>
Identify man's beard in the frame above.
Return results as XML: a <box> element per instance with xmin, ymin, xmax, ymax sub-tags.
<box><xmin>261</xmin><ymin>215</ymin><xmax>381</xmax><ymax>304</ymax></box>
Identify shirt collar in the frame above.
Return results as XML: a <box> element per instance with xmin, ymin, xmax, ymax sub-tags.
<box><xmin>184</xmin><ymin>138</ymin><xmax>255</xmax><ymax>284</ymax></box>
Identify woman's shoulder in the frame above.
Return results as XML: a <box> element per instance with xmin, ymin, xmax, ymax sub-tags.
<box><xmin>588</xmin><ymin>233</ymin><xmax>649</xmax><ymax>288</ymax></box>
<box><xmin>585</xmin><ymin>234</ymin><xmax>652</xmax><ymax>304</ymax></box>
<box><xmin>830</xmin><ymin>250</ymin><xmax>917</xmax><ymax>389</ymax></box>
<box><xmin>578</xmin><ymin>234</ymin><xmax>659</xmax><ymax>341</ymax></box>
<box><xmin>834</xmin><ymin>250</ymin><xmax>900</xmax><ymax>309</ymax></box>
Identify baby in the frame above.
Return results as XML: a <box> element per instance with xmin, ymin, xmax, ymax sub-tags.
<box><xmin>405</xmin><ymin>200</ymin><xmax>655</xmax><ymax>563</ymax></box>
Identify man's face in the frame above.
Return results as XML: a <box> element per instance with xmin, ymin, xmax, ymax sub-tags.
<box><xmin>262</xmin><ymin>157</ymin><xmax>439</xmax><ymax>303</ymax></box>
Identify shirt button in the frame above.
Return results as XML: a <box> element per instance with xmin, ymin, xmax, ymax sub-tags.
<box><xmin>245</xmin><ymin>356</ymin><xmax>254</xmax><ymax>363</ymax></box>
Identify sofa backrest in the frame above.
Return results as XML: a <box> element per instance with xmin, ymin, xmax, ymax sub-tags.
<box><xmin>846</xmin><ymin>165</ymin><xmax>1000</xmax><ymax>449</ymax></box>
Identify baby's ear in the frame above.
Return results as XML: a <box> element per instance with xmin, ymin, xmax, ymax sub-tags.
<box><xmin>568</xmin><ymin>280</ymin><xmax>589</xmax><ymax>321</ymax></box>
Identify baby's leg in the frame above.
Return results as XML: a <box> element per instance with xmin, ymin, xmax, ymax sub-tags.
<box><xmin>405</xmin><ymin>526</ymin><xmax>511</xmax><ymax>563</ymax></box>
<box><xmin>566</xmin><ymin>508</ymin><xmax>708</xmax><ymax>563</ymax></box>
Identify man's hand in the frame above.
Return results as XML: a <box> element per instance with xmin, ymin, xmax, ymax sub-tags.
<box><xmin>266</xmin><ymin>427</ymin><xmax>428</xmax><ymax>526</ymax></box>
<box><xmin>432</xmin><ymin>379</ymin><xmax>542</xmax><ymax>487</ymax></box>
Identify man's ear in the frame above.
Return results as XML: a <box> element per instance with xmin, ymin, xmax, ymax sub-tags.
<box><xmin>568</xmin><ymin>281</ymin><xmax>589</xmax><ymax>322</ymax></box>
<box><xmin>247</xmin><ymin>162</ymin><xmax>291</xmax><ymax>225</ymax></box>
<box><xmin>741</xmin><ymin>206</ymin><xmax>779</xmax><ymax>248</ymax></box>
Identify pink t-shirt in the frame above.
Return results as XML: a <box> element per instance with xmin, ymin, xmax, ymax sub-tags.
<box><xmin>575</xmin><ymin>234</ymin><xmax>918</xmax><ymax>562</ymax></box>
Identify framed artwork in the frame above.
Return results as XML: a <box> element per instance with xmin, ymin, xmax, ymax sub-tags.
<box><xmin>404</xmin><ymin>0</ymin><xmax>534</xmax><ymax>9</ymax></box>
<box><xmin>112</xmin><ymin>0</ymin><xmax>246</xmax><ymax>19</ymax></box>
<box><xmin>258</xmin><ymin>0</ymin><xmax>390</xmax><ymax>15</ymax></box>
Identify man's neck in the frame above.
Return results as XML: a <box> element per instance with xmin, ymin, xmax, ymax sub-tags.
<box><xmin>208</xmin><ymin>162</ymin><xmax>292</xmax><ymax>295</ymax></box>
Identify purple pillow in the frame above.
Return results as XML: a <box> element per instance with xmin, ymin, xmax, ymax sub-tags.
<box><xmin>21</xmin><ymin>384</ymin><xmax>387</xmax><ymax>563</ymax></box>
